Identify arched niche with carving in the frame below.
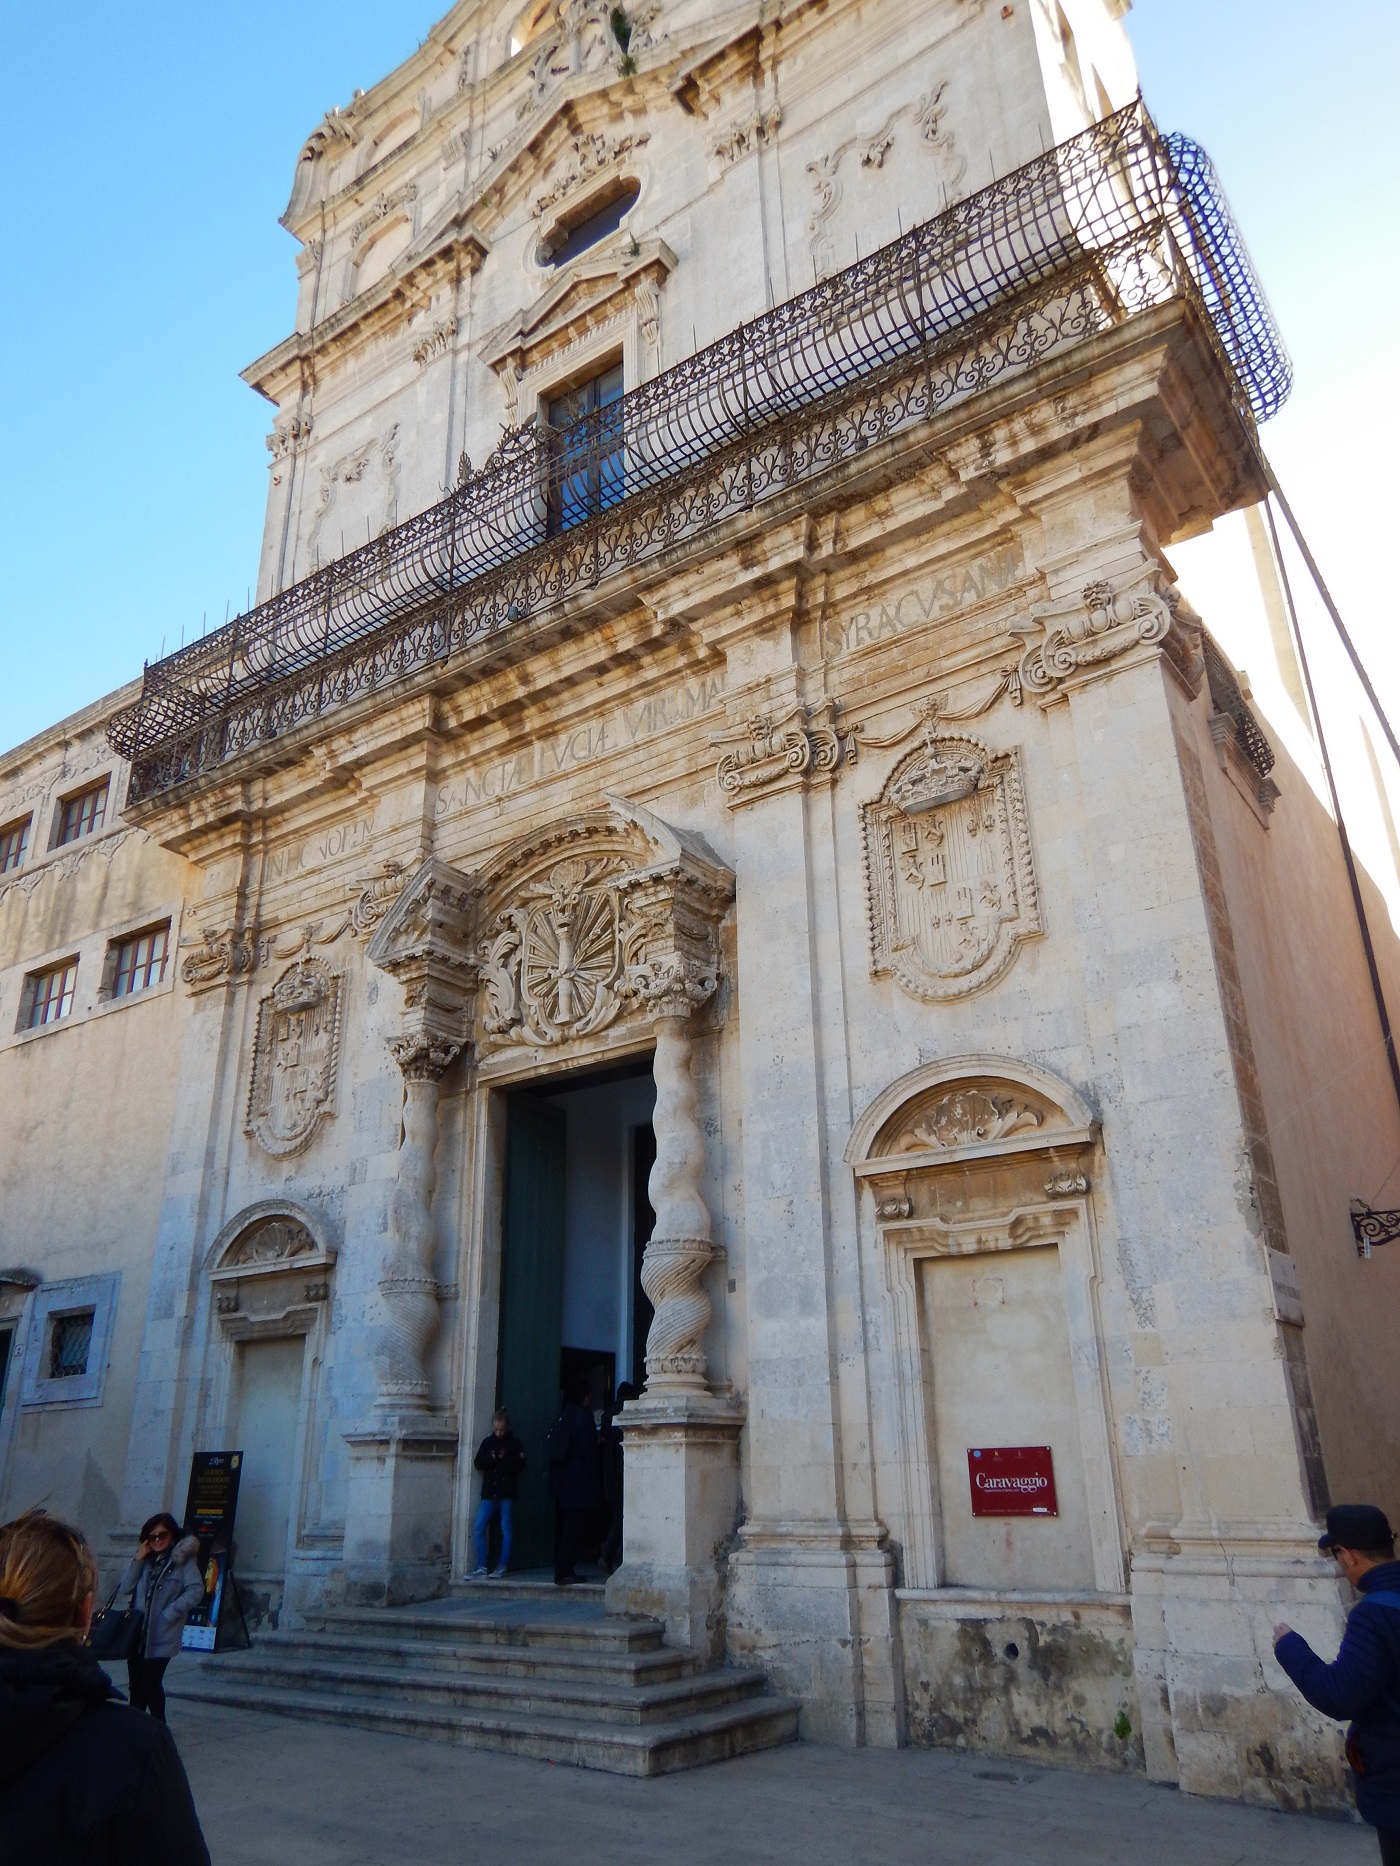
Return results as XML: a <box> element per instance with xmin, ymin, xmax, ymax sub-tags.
<box><xmin>206</xmin><ymin>1202</ymin><xmax>337</xmax><ymax>1342</ymax></box>
<box><xmin>846</xmin><ymin>1057</ymin><xmax>1123</xmax><ymax>1596</ymax></box>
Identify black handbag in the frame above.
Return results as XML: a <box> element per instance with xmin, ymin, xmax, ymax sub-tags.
<box><xmin>87</xmin><ymin>1584</ymin><xmax>144</xmax><ymax>1661</ymax></box>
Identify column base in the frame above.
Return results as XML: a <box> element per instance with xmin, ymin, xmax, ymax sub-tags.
<box><xmin>341</xmin><ymin>1413</ymin><xmax>458</xmax><ymax>1606</ymax></box>
<box><xmin>1130</xmin><ymin>1526</ymin><xmax>1351</xmax><ymax>1810</ymax></box>
<box><xmin>726</xmin><ymin>1520</ymin><xmax>903</xmax><ymax>1747</ymax></box>
<box><xmin>605</xmin><ymin>1389</ymin><xmax>744</xmax><ymax>1658</ymax></box>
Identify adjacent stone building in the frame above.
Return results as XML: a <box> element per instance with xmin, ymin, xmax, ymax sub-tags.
<box><xmin>3</xmin><ymin>0</ymin><xmax>1399</xmax><ymax>1808</ymax></box>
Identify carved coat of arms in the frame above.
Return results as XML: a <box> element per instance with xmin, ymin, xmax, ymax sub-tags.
<box><xmin>863</xmin><ymin>732</ymin><xmax>1042</xmax><ymax>1002</ymax></box>
<box><xmin>245</xmin><ymin>957</ymin><xmax>343</xmax><ymax>1157</ymax></box>
<box><xmin>478</xmin><ymin>856</ymin><xmax>627</xmax><ymax>1047</ymax></box>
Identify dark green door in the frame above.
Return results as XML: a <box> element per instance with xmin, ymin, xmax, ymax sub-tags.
<box><xmin>496</xmin><ymin>1096</ymin><xmax>567</xmax><ymax>1570</ymax></box>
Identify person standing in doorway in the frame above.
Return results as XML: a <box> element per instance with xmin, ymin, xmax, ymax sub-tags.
<box><xmin>472</xmin><ymin>1409</ymin><xmax>526</xmax><ymax>1578</ymax></box>
<box><xmin>1273</xmin><ymin>1505</ymin><xmax>1400</xmax><ymax>1864</ymax></box>
<box><xmin>117</xmin><ymin>1514</ymin><xmax>205</xmax><ymax>1724</ymax></box>
<box><xmin>548</xmin><ymin>1379</ymin><xmax>601</xmax><ymax>1586</ymax></box>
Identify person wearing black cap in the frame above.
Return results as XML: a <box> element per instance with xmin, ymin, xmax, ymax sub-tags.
<box><xmin>1273</xmin><ymin>1504</ymin><xmax>1400</xmax><ymax>1863</ymax></box>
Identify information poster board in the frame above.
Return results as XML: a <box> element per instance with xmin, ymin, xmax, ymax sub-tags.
<box><xmin>967</xmin><ymin>1445</ymin><xmax>1058</xmax><ymax>1517</ymax></box>
<box><xmin>180</xmin><ymin>1450</ymin><xmax>242</xmax><ymax>1651</ymax></box>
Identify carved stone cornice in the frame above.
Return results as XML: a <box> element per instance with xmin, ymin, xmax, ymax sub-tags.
<box><xmin>711</xmin><ymin>700</ymin><xmax>852</xmax><ymax>806</ymax></box>
<box><xmin>1013</xmin><ymin>568</ymin><xmax>1202</xmax><ymax>701</ymax></box>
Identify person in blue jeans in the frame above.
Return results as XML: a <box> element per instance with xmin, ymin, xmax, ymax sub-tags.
<box><xmin>1274</xmin><ymin>1505</ymin><xmax>1400</xmax><ymax>1865</ymax></box>
<box><xmin>472</xmin><ymin>1410</ymin><xmax>526</xmax><ymax>1578</ymax></box>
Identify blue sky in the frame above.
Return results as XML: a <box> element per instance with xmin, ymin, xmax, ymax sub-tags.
<box><xmin>1</xmin><ymin>2</ymin><xmax>1395</xmax><ymax>754</ymax></box>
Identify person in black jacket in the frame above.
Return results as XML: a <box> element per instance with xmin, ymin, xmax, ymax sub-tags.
<box><xmin>472</xmin><ymin>1409</ymin><xmax>527</xmax><ymax>1577</ymax></box>
<box><xmin>599</xmin><ymin>1381</ymin><xmax>638</xmax><ymax>1575</ymax></box>
<box><xmin>0</xmin><ymin>1508</ymin><xmax>210</xmax><ymax>1866</ymax></box>
<box><xmin>548</xmin><ymin>1379</ymin><xmax>602</xmax><ymax>1586</ymax></box>
<box><xmin>1274</xmin><ymin>1504</ymin><xmax>1400</xmax><ymax>1864</ymax></box>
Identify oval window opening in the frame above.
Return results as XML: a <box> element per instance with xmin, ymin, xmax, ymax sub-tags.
<box><xmin>539</xmin><ymin>179</ymin><xmax>640</xmax><ymax>268</ymax></box>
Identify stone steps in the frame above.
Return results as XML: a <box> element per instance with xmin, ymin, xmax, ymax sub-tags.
<box><xmin>251</xmin><ymin>1627</ymin><xmax>703</xmax><ymax>1685</ymax></box>
<box><xmin>167</xmin><ymin>1595</ymin><xmax>799</xmax><ymax>1776</ymax></box>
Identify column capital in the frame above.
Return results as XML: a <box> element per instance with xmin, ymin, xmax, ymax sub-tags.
<box><xmin>388</xmin><ymin>1034</ymin><xmax>462</xmax><ymax>1082</ymax></box>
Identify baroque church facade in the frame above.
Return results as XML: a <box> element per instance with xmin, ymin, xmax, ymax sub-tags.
<box><xmin>3</xmin><ymin>0</ymin><xmax>1399</xmax><ymax>1807</ymax></box>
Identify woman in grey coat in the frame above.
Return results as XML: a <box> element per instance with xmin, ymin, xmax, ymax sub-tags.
<box><xmin>117</xmin><ymin>1513</ymin><xmax>205</xmax><ymax>1723</ymax></box>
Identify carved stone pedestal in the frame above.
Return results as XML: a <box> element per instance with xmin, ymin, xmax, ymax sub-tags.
<box><xmin>606</xmin><ymin>1391</ymin><xmax>744</xmax><ymax>1657</ymax></box>
<box><xmin>341</xmin><ymin>1414</ymin><xmax>459</xmax><ymax>1606</ymax></box>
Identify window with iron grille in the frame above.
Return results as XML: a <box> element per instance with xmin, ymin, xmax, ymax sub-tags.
<box><xmin>48</xmin><ymin>1310</ymin><xmax>94</xmax><ymax>1380</ymax></box>
<box><xmin>0</xmin><ymin>817</ymin><xmax>29</xmax><ymax>874</ymax></box>
<box><xmin>21</xmin><ymin>959</ymin><xmax>78</xmax><ymax>1030</ymax></box>
<box><xmin>111</xmin><ymin>922</ymin><xmax>170</xmax><ymax>998</ymax></box>
<box><xmin>546</xmin><ymin>361</ymin><xmax>625</xmax><ymax>536</ymax></box>
<box><xmin>54</xmin><ymin>780</ymin><xmax>109</xmax><ymax>847</ymax></box>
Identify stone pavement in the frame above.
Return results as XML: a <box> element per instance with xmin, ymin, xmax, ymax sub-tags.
<box><xmin>168</xmin><ymin>1699</ymin><xmax>1376</xmax><ymax>1866</ymax></box>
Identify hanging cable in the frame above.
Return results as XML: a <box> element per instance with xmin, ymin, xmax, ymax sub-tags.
<box><xmin>1264</xmin><ymin>465</ymin><xmax>1400</xmax><ymax>771</ymax></box>
<box><xmin>1260</xmin><ymin>488</ymin><xmax>1400</xmax><ymax>1123</ymax></box>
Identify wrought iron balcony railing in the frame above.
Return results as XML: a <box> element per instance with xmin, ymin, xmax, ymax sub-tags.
<box><xmin>107</xmin><ymin>101</ymin><xmax>1289</xmax><ymax>804</ymax></box>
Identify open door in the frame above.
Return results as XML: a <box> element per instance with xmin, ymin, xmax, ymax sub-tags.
<box><xmin>496</xmin><ymin>1095</ymin><xmax>567</xmax><ymax>1570</ymax></box>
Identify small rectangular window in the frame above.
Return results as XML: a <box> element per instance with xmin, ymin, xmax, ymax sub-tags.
<box><xmin>48</xmin><ymin>1310</ymin><xmax>95</xmax><ymax>1379</ymax></box>
<box><xmin>0</xmin><ymin>817</ymin><xmax>29</xmax><ymax>874</ymax></box>
<box><xmin>55</xmin><ymin>780</ymin><xmax>109</xmax><ymax>848</ymax></box>
<box><xmin>22</xmin><ymin>959</ymin><xmax>78</xmax><ymax>1030</ymax></box>
<box><xmin>111</xmin><ymin>922</ymin><xmax>171</xmax><ymax>998</ymax></box>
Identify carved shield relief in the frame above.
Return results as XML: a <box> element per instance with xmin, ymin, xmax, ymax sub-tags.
<box><xmin>863</xmin><ymin>733</ymin><xmax>1042</xmax><ymax>1002</ymax></box>
<box><xmin>245</xmin><ymin>957</ymin><xmax>343</xmax><ymax>1157</ymax></box>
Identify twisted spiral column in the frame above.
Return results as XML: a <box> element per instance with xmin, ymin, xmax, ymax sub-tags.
<box><xmin>375</xmin><ymin>1038</ymin><xmax>458</xmax><ymax>1411</ymax></box>
<box><xmin>641</xmin><ymin>1013</ymin><xmax>714</xmax><ymax>1392</ymax></box>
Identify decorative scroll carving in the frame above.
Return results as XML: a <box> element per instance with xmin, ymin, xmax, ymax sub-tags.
<box><xmin>411</xmin><ymin>318</ymin><xmax>458</xmax><ymax>367</ymax></box>
<box><xmin>223</xmin><ymin>1218</ymin><xmax>317</xmax><ymax>1266</ymax></box>
<box><xmin>181</xmin><ymin>924</ymin><xmax>268</xmax><ymax>992</ymax></box>
<box><xmin>267</xmin><ymin>415</ymin><xmax>312</xmax><ymax>461</ymax></box>
<box><xmin>343</xmin><ymin>861</ymin><xmax>407</xmax><ymax>938</ymax></box>
<box><xmin>245</xmin><ymin>958</ymin><xmax>344</xmax><ymax>1158</ymax></box>
<box><xmin>350</xmin><ymin>182</ymin><xmax>417</xmax><ymax>252</ymax></box>
<box><xmin>1045</xmin><ymin>1168</ymin><xmax>1089</xmax><ymax>1196</ymax></box>
<box><xmin>711</xmin><ymin>701</ymin><xmax>849</xmax><ymax>804</ymax></box>
<box><xmin>807</xmin><ymin>77</ymin><xmax>965</xmax><ymax>274</ymax></box>
<box><xmin>1015</xmin><ymin>570</ymin><xmax>1191</xmax><ymax>699</ymax></box>
<box><xmin>712</xmin><ymin>111</ymin><xmax>781</xmax><ymax>168</ymax></box>
<box><xmin>532</xmin><ymin>130</ymin><xmax>649</xmax><ymax>218</ymax></box>
<box><xmin>863</xmin><ymin>730</ymin><xmax>1042</xmax><ymax>1002</ymax></box>
<box><xmin>892</xmin><ymin>1090</ymin><xmax>1042</xmax><ymax>1152</ymax></box>
<box><xmin>516</xmin><ymin>4</ymin><xmax>663</xmax><ymax>119</ymax></box>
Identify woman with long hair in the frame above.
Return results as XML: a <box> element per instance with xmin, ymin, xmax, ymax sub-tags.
<box><xmin>116</xmin><ymin>1512</ymin><xmax>205</xmax><ymax>1722</ymax></box>
<box><xmin>0</xmin><ymin>1508</ymin><xmax>209</xmax><ymax>1863</ymax></box>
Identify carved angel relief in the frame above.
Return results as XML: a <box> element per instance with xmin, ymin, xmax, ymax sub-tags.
<box><xmin>863</xmin><ymin>731</ymin><xmax>1042</xmax><ymax>1002</ymax></box>
<box><xmin>245</xmin><ymin>957</ymin><xmax>344</xmax><ymax>1158</ymax></box>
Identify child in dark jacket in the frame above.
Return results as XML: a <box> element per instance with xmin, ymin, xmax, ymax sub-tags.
<box><xmin>472</xmin><ymin>1411</ymin><xmax>527</xmax><ymax>1578</ymax></box>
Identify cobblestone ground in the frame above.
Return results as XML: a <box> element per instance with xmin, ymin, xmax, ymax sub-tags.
<box><xmin>170</xmin><ymin>1700</ymin><xmax>1375</xmax><ymax>1866</ymax></box>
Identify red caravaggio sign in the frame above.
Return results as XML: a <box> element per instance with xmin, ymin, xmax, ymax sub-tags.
<box><xmin>967</xmin><ymin>1445</ymin><xmax>1059</xmax><ymax>1517</ymax></box>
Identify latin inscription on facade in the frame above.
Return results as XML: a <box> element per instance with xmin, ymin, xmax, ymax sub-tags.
<box><xmin>824</xmin><ymin>542</ymin><xmax>1024</xmax><ymax>660</ymax></box>
<box><xmin>263</xmin><ymin>816</ymin><xmax>377</xmax><ymax>887</ymax></box>
<box><xmin>434</xmin><ymin>674</ymin><xmax>726</xmax><ymax>822</ymax></box>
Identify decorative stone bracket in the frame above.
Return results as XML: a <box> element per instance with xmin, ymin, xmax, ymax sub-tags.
<box><xmin>711</xmin><ymin>700</ymin><xmax>854</xmax><ymax>806</ymax></box>
<box><xmin>1013</xmin><ymin>568</ymin><xmax>1202</xmax><ymax>701</ymax></box>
